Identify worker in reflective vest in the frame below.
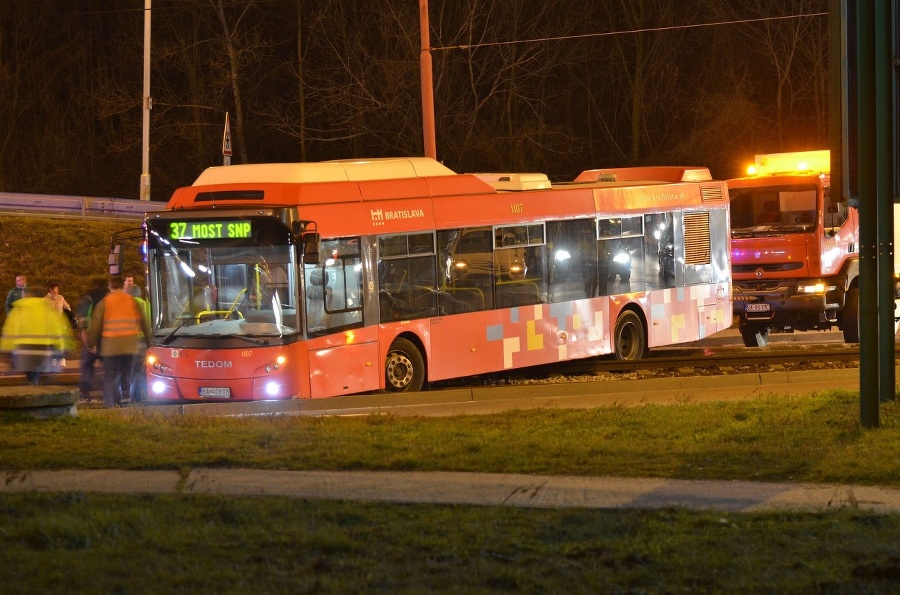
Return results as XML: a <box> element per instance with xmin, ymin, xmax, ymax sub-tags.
<box><xmin>86</xmin><ymin>275</ymin><xmax>151</xmax><ymax>408</ymax></box>
<box><xmin>0</xmin><ymin>286</ymin><xmax>74</xmax><ymax>385</ymax></box>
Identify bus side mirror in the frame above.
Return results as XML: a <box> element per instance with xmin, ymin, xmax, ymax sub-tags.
<box><xmin>108</xmin><ymin>243</ymin><xmax>122</xmax><ymax>275</ymax></box>
<box><xmin>302</xmin><ymin>232</ymin><xmax>320</xmax><ymax>265</ymax></box>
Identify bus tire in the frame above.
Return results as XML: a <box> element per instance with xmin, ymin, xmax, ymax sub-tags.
<box><xmin>385</xmin><ymin>338</ymin><xmax>425</xmax><ymax>393</ymax></box>
<box><xmin>739</xmin><ymin>322</ymin><xmax>769</xmax><ymax>348</ymax></box>
<box><xmin>842</xmin><ymin>288</ymin><xmax>860</xmax><ymax>343</ymax></box>
<box><xmin>613</xmin><ymin>310</ymin><xmax>647</xmax><ymax>361</ymax></box>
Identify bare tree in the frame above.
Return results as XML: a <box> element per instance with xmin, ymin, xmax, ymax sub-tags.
<box><xmin>0</xmin><ymin>0</ymin><xmax>835</xmax><ymax>198</ymax></box>
<box><xmin>0</xmin><ymin>1</ymin><xmax>87</xmax><ymax>192</ymax></box>
<box><xmin>713</xmin><ymin>0</ymin><xmax>828</xmax><ymax>150</ymax></box>
<box><xmin>429</xmin><ymin>0</ymin><xmax>587</xmax><ymax>173</ymax></box>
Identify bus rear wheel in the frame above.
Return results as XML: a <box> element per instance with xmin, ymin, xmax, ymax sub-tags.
<box><xmin>385</xmin><ymin>338</ymin><xmax>425</xmax><ymax>393</ymax></box>
<box><xmin>613</xmin><ymin>310</ymin><xmax>647</xmax><ymax>361</ymax></box>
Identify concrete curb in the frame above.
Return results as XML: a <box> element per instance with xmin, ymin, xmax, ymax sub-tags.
<box><xmin>0</xmin><ymin>385</ymin><xmax>78</xmax><ymax>418</ymax></box>
<box><xmin>3</xmin><ymin>468</ymin><xmax>899</xmax><ymax>513</ymax></box>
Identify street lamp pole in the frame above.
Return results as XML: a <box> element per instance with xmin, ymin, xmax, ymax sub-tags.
<box><xmin>140</xmin><ymin>0</ymin><xmax>152</xmax><ymax>201</ymax></box>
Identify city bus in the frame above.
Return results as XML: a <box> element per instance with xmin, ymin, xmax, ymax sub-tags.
<box><xmin>142</xmin><ymin>157</ymin><xmax>732</xmax><ymax>400</ymax></box>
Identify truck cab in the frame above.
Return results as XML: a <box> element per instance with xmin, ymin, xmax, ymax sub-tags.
<box><xmin>728</xmin><ymin>150</ymin><xmax>861</xmax><ymax>347</ymax></box>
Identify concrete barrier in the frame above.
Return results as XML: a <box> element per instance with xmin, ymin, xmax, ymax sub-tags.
<box><xmin>0</xmin><ymin>386</ymin><xmax>78</xmax><ymax>418</ymax></box>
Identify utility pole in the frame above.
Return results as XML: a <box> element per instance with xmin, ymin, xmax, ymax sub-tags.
<box><xmin>140</xmin><ymin>0</ymin><xmax>152</xmax><ymax>201</ymax></box>
<box><xmin>419</xmin><ymin>0</ymin><xmax>436</xmax><ymax>160</ymax></box>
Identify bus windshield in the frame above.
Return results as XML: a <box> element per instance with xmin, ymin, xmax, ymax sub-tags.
<box><xmin>729</xmin><ymin>184</ymin><xmax>818</xmax><ymax>235</ymax></box>
<box><xmin>149</xmin><ymin>243</ymin><xmax>299</xmax><ymax>340</ymax></box>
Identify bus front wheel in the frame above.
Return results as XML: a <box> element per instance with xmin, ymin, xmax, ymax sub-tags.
<box><xmin>613</xmin><ymin>310</ymin><xmax>647</xmax><ymax>361</ymax></box>
<box><xmin>385</xmin><ymin>338</ymin><xmax>425</xmax><ymax>393</ymax></box>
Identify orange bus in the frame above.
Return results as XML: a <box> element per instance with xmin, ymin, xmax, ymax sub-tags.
<box><xmin>142</xmin><ymin>158</ymin><xmax>732</xmax><ymax>400</ymax></box>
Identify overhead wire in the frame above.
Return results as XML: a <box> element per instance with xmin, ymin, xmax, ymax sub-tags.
<box><xmin>432</xmin><ymin>12</ymin><xmax>828</xmax><ymax>52</ymax></box>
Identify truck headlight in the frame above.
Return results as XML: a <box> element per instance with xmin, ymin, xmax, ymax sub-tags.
<box><xmin>797</xmin><ymin>282</ymin><xmax>828</xmax><ymax>294</ymax></box>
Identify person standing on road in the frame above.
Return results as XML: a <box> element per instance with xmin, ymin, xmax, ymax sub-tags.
<box><xmin>86</xmin><ymin>275</ymin><xmax>150</xmax><ymax>408</ymax></box>
<box><xmin>0</xmin><ymin>286</ymin><xmax>74</xmax><ymax>385</ymax></box>
<box><xmin>45</xmin><ymin>283</ymin><xmax>76</xmax><ymax>368</ymax></box>
<box><xmin>76</xmin><ymin>276</ymin><xmax>110</xmax><ymax>400</ymax></box>
<box><xmin>125</xmin><ymin>283</ymin><xmax>150</xmax><ymax>403</ymax></box>
<box><xmin>5</xmin><ymin>274</ymin><xmax>27</xmax><ymax>314</ymax></box>
<box><xmin>45</xmin><ymin>282</ymin><xmax>73</xmax><ymax>318</ymax></box>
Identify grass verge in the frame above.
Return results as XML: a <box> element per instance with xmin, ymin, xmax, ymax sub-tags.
<box><xmin>1</xmin><ymin>390</ymin><xmax>898</xmax><ymax>484</ymax></box>
<box><xmin>2</xmin><ymin>493</ymin><xmax>899</xmax><ymax>593</ymax></box>
<box><xmin>2</xmin><ymin>389</ymin><xmax>900</xmax><ymax>592</ymax></box>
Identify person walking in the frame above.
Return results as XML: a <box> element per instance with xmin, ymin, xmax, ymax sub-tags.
<box><xmin>0</xmin><ymin>286</ymin><xmax>74</xmax><ymax>385</ymax></box>
<box><xmin>76</xmin><ymin>277</ymin><xmax>110</xmax><ymax>400</ymax></box>
<box><xmin>45</xmin><ymin>282</ymin><xmax>73</xmax><ymax>318</ymax></box>
<box><xmin>125</xmin><ymin>283</ymin><xmax>150</xmax><ymax>403</ymax></box>
<box><xmin>5</xmin><ymin>274</ymin><xmax>27</xmax><ymax>314</ymax></box>
<box><xmin>86</xmin><ymin>275</ymin><xmax>150</xmax><ymax>408</ymax></box>
<box><xmin>45</xmin><ymin>282</ymin><xmax>74</xmax><ymax>367</ymax></box>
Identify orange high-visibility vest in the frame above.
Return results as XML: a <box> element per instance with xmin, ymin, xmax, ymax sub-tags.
<box><xmin>100</xmin><ymin>291</ymin><xmax>142</xmax><ymax>340</ymax></box>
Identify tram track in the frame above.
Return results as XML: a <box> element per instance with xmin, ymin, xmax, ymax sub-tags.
<box><xmin>430</xmin><ymin>344</ymin><xmax>865</xmax><ymax>391</ymax></box>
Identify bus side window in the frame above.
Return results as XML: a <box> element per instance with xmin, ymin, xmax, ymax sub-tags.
<box><xmin>438</xmin><ymin>228</ymin><xmax>492</xmax><ymax>313</ymax></box>
<box><xmin>313</xmin><ymin>237</ymin><xmax>364</xmax><ymax>331</ymax></box>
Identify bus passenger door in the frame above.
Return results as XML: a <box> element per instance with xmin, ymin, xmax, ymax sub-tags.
<box><xmin>307</xmin><ymin>330</ymin><xmax>381</xmax><ymax>398</ymax></box>
<box><xmin>304</xmin><ymin>237</ymin><xmax>379</xmax><ymax>397</ymax></box>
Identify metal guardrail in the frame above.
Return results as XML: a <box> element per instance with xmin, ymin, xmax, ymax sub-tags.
<box><xmin>0</xmin><ymin>192</ymin><xmax>167</xmax><ymax>221</ymax></box>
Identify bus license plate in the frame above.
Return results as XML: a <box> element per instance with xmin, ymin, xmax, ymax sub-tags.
<box><xmin>199</xmin><ymin>387</ymin><xmax>231</xmax><ymax>398</ymax></box>
<box><xmin>746</xmin><ymin>303</ymin><xmax>770</xmax><ymax>312</ymax></box>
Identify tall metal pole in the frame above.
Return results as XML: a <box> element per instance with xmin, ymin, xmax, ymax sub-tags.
<box><xmin>419</xmin><ymin>0</ymin><xmax>436</xmax><ymax>160</ymax></box>
<box><xmin>873</xmin><ymin>0</ymin><xmax>895</xmax><ymax>405</ymax></box>
<box><xmin>140</xmin><ymin>0</ymin><xmax>152</xmax><ymax>201</ymax></box>
<box><xmin>856</xmin><ymin>0</ymin><xmax>879</xmax><ymax>427</ymax></box>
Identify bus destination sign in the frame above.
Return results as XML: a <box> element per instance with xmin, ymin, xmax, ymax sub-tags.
<box><xmin>169</xmin><ymin>221</ymin><xmax>252</xmax><ymax>240</ymax></box>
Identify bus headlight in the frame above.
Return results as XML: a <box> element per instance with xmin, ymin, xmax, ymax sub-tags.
<box><xmin>265</xmin><ymin>381</ymin><xmax>280</xmax><ymax>397</ymax></box>
<box><xmin>151</xmin><ymin>380</ymin><xmax>167</xmax><ymax>394</ymax></box>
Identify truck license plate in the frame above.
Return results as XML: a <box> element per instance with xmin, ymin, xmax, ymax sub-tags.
<box><xmin>746</xmin><ymin>303</ymin><xmax>770</xmax><ymax>312</ymax></box>
<box><xmin>199</xmin><ymin>387</ymin><xmax>231</xmax><ymax>398</ymax></box>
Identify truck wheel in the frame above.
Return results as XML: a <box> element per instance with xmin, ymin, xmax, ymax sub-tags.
<box><xmin>842</xmin><ymin>288</ymin><xmax>860</xmax><ymax>343</ymax></box>
<box><xmin>739</xmin><ymin>322</ymin><xmax>769</xmax><ymax>348</ymax></box>
<box><xmin>613</xmin><ymin>310</ymin><xmax>647</xmax><ymax>361</ymax></box>
<box><xmin>385</xmin><ymin>338</ymin><xmax>425</xmax><ymax>393</ymax></box>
